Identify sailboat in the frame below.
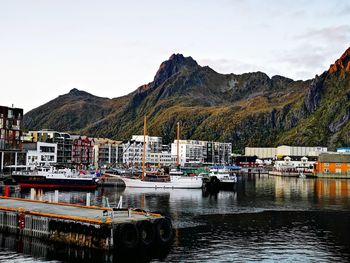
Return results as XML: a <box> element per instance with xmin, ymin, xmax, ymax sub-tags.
<box><xmin>117</xmin><ymin>117</ymin><xmax>203</xmax><ymax>189</ymax></box>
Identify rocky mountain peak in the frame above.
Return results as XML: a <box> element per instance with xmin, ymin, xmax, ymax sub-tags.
<box><xmin>328</xmin><ymin>47</ymin><xmax>350</xmax><ymax>75</ymax></box>
<box><xmin>68</xmin><ymin>88</ymin><xmax>84</xmax><ymax>96</ymax></box>
<box><xmin>152</xmin><ymin>53</ymin><xmax>199</xmax><ymax>88</ymax></box>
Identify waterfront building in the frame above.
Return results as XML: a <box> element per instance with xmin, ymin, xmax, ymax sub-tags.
<box><xmin>205</xmin><ymin>141</ymin><xmax>232</xmax><ymax>164</ymax></box>
<box><xmin>274</xmin><ymin>156</ymin><xmax>315</xmax><ymax>172</ymax></box>
<box><xmin>93</xmin><ymin>138</ymin><xmax>122</xmax><ymax>168</ymax></box>
<box><xmin>245</xmin><ymin>147</ymin><xmax>277</xmax><ymax>159</ymax></box>
<box><xmin>71</xmin><ymin>135</ymin><xmax>94</xmax><ymax>168</ymax></box>
<box><xmin>25</xmin><ymin>142</ymin><xmax>57</xmax><ymax>166</ymax></box>
<box><xmin>0</xmin><ymin>105</ymin><xmax>25</xmax><ymax>173</ymax></box>
<box><xmin>314</xmin><ymin>153</ymin><xmax>350</xmax><ymax>177</ymax></box>
<box><xmin>171</xmin><ymin>139</ymin><xmax>232</xmax><ymax>166</ymax></box>
<box><xmin>171</xmin><ymin>140</ymin><xmax>207</xmax><ymax>166</ymax></box>
<box><xmin>26</xmin><ymin>130</ymin><xmax>73</xmax><ymax>166</ymax></box>
<box><xmin>122</xmin><ymin>135</ymin><xmax>173</xmax><ymax>166</ymax></box>
<box><xmin>276</xmin><ymin>145</ymin><xmax>327</xmax><ymax>158</ymax></box>
<box><xmin>245</xmin><ymin>145</ymin><xmax>327</xmax><ymax>159</ymax></box>
<box><xmin>336</xmin><ymin>147</ymin><xmax>350</xmax><ymax>153</ymax></box>
<box><xmin>235</xmin><ymin>155</ymin><xmax>258</xmax><ymax>167</ymax></box>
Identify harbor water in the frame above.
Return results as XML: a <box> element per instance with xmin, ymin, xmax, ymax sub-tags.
<box><xmin>0</xmin><ymin>174</ymin><xmax>350</xmax><ymax>262</ymax></box>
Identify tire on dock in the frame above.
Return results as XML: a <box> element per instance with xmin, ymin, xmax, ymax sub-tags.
<box><xmin>154</xmin><ymin>217</ymin><xmax>173</xmax><ymax>245</ymax></box>
<box><xmin>116</xmin><ymin>222</ymin><xmax>139</xmax><ymax>249</ymax></box>
<box><xmin>137</xmin><ymin>220</ymin><xmax>155</xmax><ymax>247</ymax></box>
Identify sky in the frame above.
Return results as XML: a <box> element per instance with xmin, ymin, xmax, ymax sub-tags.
<box><xmin>0</xmin><ymin>0</ymin><xmax>349</xmax><ymax>113</ymax></box>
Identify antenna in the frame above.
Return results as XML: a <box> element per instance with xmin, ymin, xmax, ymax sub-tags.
<box><xmin>177</xmin><ymin>122</ymin><xmax>180</xmax><ymax>167</ymax></box>
<box><xmin>142</xmin><ymin>116</ymin><xmax>147</xmax><ymax>180</ymax></box>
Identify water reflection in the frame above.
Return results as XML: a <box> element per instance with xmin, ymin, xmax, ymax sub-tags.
<box><xmin>1</xmin><ymin>175</ymin><xmax>350</xmax><ymax>262</ymax></box>
<box><xmin>0</xmin><ymin>232</ymin><xmax>170</xmax><ymax>263</ymax></box>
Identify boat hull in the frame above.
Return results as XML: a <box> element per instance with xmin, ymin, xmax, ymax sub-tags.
<box><xmin>119</xmin><ymin>176</ymin><xmax>203</xmax><ymax>189</ymax></box>
<box><xmin>12</xmin><ymin>176</ymin><xmax>98</xmax><ymax>189</ymax></box>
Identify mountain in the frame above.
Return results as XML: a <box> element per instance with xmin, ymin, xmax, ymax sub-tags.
<box><xmin>24</xmin><ymin>88</ymin><xmax>130</xmax><ymax>133</ymax></box>
<box><xmin>24</xmin><ymin>48</ymin><xmax>350</xmax><ymax>150</ymax></box>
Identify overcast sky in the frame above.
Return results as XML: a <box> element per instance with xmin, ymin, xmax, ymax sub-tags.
<box><xmin>1</xmin><ymin>0</ymin><xmax>349</xmax><ymax>113</ymax></box>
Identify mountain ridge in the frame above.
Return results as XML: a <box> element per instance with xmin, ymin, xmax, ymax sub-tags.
<box><xmin>24</xmin><ymin>48</ymin><xmax>350</xmax><ymax>150</ymax></box>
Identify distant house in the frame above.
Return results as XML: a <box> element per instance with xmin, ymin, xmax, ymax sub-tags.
<box><xmin>314</xmin><ymin>153</ymin><xmax>350</xmax><ymax>178</ymax></box>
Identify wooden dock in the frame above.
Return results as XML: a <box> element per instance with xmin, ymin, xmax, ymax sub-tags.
<box><xmin>0</xmin><ymin>196</ymin><xmax>173</xmax><ymax>250</ymax></box>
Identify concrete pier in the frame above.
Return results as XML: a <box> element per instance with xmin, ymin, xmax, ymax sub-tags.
<box><xmin>0</xmin><ymin>196</ymin><xmax>173</xmax><ymax>250</ymax></box>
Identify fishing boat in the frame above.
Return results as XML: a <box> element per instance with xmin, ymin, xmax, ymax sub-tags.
<box><xmin>11</xmin><ymin>165</ymin><xmax>99</xmax><ymax>189</ymax></box>
<box><xmin>117</xmin><ymin>117</ymin><xmax>203</xmax><ymax>189</ymax></box>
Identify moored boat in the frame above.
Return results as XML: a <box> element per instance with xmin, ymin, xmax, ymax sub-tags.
<box><xmin>11</xmin><ymin>166</ymin><xmax>99</xmax><ymax>189</ymax></box>
<box><xmin>118</xmin><ymin>117</ymin><xmax>203</xmax><ymax>189</ymax></box>
<box><xmin>205</xmin><ymin>165</ymin><xmax>240</xmax><ymax>189</ymax></box>
<box><xmin>118</xmin><ymin>174</ymin><xmax>203</xmax><ymax>189</ymax></box>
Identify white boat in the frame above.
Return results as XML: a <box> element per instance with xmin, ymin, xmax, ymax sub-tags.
<box><xmin>118</xmin><ymin>175</ymin><xmax>203</xmax><ymax>189</ymax></box>
<box><xmin>118</xmin><ymin>117</ymin><xmax>203</xmax><ymax>189</ymax></box>
<box><xmin>208</xmin><ymin>166</ymin><xmax>239</xmax><ymax>185</ymax></box>
<box><xmin>169</xmin><ymin>168</ymin><xmax>184</xmax><ymax>176</ymax></box>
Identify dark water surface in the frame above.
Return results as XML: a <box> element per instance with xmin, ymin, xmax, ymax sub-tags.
<box><xmin>1</xmin><ymin>175</ymin><xmax>350</xmax><ymax>262</ymax></box>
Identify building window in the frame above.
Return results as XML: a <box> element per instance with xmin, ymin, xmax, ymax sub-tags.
<box><xmin>336</xmin><ymin>163</ymin><xmax>341</xmax><ymax>167</ymax></box>
<box><xmin>324</xmin><ymin>163</ymin><xmax>329</xmax><ymax>166</ymax></box>
<box><xmin>324</xmin><ymin>168</ymin><xmax>329</xmax><ymax>173</ymax></box>
<box><xmin>8</xmin><ymin>110</ymin><xmax>13</xmax><ymax>119</ymax></box>
<box><xmin>335</xmin><ymin>169</ymin><xmax>341</xmax><ymax>173</ymax></box>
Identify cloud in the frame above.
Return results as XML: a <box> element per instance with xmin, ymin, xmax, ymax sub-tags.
<box><xmin>295</xmin><ymin>25</ymin><xmax>350</xmax><ymax>45</ymax></box>
<box><xmin>274</xmin><ymin>25</ymin><xmax>350</xmax><ymax>78</ymax></box>
<box><xmin>198</xmin><ymin>58</ymin><xmax>261</xmax><ymax>74</ymax></box>
<box><xmin>282</xmin><ymin>49</ymin><xmax>328</xmax><ymax>68</ymax></box>
<box><xmin>338</xmin><ymin>6</ymin><xmax>350</xmax><ymax>16</ymax></box>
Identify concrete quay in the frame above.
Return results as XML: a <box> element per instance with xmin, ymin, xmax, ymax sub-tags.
<box><xmin>0</xmin><ymin>196</ymin><xmax>173</xmax><ymax>250</ymax></box>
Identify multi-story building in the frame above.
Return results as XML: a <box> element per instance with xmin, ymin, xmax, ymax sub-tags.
<box><xmin>26</xmin><ymin>130</ymin><xmax>73</xmax><ymax>166</ymax></box>
<box><xmin>25</xmin><ymin>142</ymin><xmax>57</xmax><ymax>166</ymax></box>
<box><xmin>205</xmin><ymin>141</ymin><xmax>232</xmax><ymax>164</ymax></box>
<box><xmin>171</xmin><ymin>140</ymin><xmax>232</xmax><ymax>166</ymax></box>
<box><xmin>122</xmin><ymin>136</ymin><xmax>174</xmax><ymax>166</ymax></box>
<box><xmin>171</xmin><ymin>140</ymin><xmax>207</xmax><ymax>166</ymax></box>
<box><xmin>71</xmin><ymin>135</ymin><xmax>94</xmax><ymax>168</ymax></box>
<box><xmin>0</xmin><ymin>106</ymin><xmax>25</xmax><ymax>173</ymax></box>
<box><xmin>93</xmin><ymin>138</ymin><xmax>122</xmax><ymax>168</ymax></box>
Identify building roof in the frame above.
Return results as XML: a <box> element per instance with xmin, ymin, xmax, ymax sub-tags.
<box><xmin>336</xmin><ymin>147</ymin><xmax>350</xmax><ymax>150</ymax></box>
<box><xmin>318</xmin><ymin>153</ymin><xmax>350</xmax><ymax>163</ymax></box>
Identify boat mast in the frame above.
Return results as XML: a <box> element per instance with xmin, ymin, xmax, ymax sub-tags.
<box><xmin>142</xmin><ymin>115</ymin><xmax>147</xmax><ymax>180</ymax></box>
<box><xmin>177</xmin><ymin>122</ymin><xmax>180</xmax><ymax>167</ymax></box>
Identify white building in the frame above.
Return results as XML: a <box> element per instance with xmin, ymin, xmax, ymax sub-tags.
<box><xmin>245</xmin><ymin>147</ymin><xmax>277</xmax><ymax>159</ymax></box>
<box><xmin>171</xmin><ymin>140</ymin><xmax>207</xmax><ymax>166</ymax></box>
<box><xmin>276</xmin><ymin>146</ymin><xmax>327</xmax><ymax>157</ymax></box>
<box><xmin>123</xmin><ymin>135</ymin><xmax>174</xmax><ymax>166</ymax></box>
<box><xmin>245</xmin><ymin>145</ymin><xmax>327</xmax><ymax>159</ymax></box>
<box><xmin>274</xmin><ymin>156</ymin><xmax>315</xmax><ymax>172</ymax></box>
<box><xmin>25</xmin><ymin>142</ymin><xmax>57</xmax><ymax>166</ymax></box>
